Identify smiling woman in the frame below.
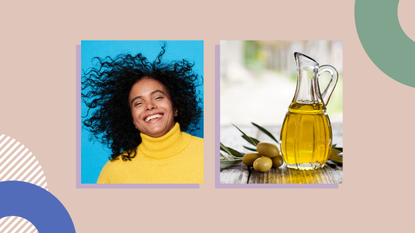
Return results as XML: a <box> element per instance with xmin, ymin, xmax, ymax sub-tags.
<box><xmin>81</xmin><ymin>42</ymin><xmax>204</xmax><ymax>184</ymax></box>
<box><xmin>129</xmin><ymin>78</ymin><xmax>178</xmax><ymax>138</ymax></box>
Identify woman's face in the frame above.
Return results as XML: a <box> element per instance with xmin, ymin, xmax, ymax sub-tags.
<box><xmin>129</xmin><ymin>78</ymin><xmax>177</xmax><ymax>138</ymax></box>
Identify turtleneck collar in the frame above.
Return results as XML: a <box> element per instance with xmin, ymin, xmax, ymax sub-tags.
<box><xmin>138</xmin><ymin>123</ymin><xmax>191</xmax><ymax>159</ymax></box>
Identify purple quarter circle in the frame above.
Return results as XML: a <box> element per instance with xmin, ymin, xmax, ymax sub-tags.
<box><xmin>76</xmin><ymin>45</ymin><xmax>199</xmax><ymax>189</ymax></box>
<box><xmin>214</xmin><ymin>45</ymin><xmax>338</xmax><ymax>189</ymax></box>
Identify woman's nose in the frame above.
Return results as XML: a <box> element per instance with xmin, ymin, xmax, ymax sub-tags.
<box><xmin>145</xmin><ymin>101</ymin><xmax>157</xmax><ymax>110</ymax></box>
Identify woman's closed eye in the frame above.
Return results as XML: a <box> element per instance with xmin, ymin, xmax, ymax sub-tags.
<box><xmin>134</xmin><ymin>101</ymin><xmax>143</xmax><ymax>107</ymax></box>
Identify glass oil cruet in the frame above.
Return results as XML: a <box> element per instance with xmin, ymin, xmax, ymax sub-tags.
<box><xmin>280</xmin><ymin>52</ymin><xmax>339</xmax><ymax>170</ymax></box>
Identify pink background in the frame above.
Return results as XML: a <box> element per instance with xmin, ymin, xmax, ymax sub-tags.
<box><xmin>0</xmin><ymin>0</ymin><xmax>414</xmax><ymax>232</ymax></box>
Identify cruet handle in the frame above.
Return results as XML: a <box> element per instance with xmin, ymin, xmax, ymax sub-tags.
<box><xmin>317</xmin><ymin>65</ymin><xmax>339</xmax><ymax>106</ymax></box>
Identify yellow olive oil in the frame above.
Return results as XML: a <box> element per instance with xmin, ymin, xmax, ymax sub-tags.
<box><xmin>280</xmin><ymin>102</ymin><xmax>332</xmax><ymax>170</ymax></box>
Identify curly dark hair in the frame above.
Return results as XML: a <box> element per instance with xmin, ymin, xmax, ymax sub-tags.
<box><xmin>82</xmin><ymin>45</ymin><xmax>203</xmax><ymax>161</ymax></box>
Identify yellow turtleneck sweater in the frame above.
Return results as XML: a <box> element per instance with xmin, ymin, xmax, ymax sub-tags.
<box><xmin>97</xmin><ymin>123</ymin><xmax>204</xmax><ymax>184</ymax></box>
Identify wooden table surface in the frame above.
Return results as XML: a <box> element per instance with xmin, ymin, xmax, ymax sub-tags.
<box><xmin>220</xmin><ymin>122</ymin><xmax>343</xmax><ymax>184</ymax></box>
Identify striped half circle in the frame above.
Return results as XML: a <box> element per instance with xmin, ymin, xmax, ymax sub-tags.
<box><xmin>0</xmin><ymin>216</ymin><xmax>39</xmax><ymax>233</ymax></box>
<box><xmin>0</xmin><ymin>134</ymin><xmax>47</xmax><ymax>190</ymax></box>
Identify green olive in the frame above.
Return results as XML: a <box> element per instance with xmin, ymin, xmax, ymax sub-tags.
<box><xmin>256</xmin><ymin>142</ymin><xmax>280</xmax><ymax>158</ymax></box>
<box><xmin>242</xmin><ymin>152</ymin><xmax>262</xmax><ymax>166</ymax></box>
<box><xmin>253</xmin><ymin>157</ymin><xmax>272</xmax><ymax>172</ymax></box>
<box><xmin>271</xmin><ymin>154</ymin><xmax>284</xmax><ymax>168</ymax></box>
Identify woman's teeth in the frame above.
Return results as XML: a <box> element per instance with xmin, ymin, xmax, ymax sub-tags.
<box><xmin>145</xmin><ymin>114</ymin><xmax>162</xmax><ymax>122</ymax></box>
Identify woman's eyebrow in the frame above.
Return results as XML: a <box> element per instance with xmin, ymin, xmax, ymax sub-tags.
<box><xmin>151</xmin><ymin>90</ymin><xmax>165</xmax><ymax>96</ymax></box>
<box><xmin>130</xmin><ymin>90</ymin><xmax>165</xmax><ymax>106</ymax></box>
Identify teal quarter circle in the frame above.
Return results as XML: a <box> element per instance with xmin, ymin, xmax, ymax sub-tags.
<box><xmin>355</xmin><ymin>0</ymin><xmax>415</xmax><ymax>88</ymax></box>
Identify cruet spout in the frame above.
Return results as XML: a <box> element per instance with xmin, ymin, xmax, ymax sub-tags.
<box><xmin>293</xmin><ymin>52</ymin><xmax>339</xmax><ymax>107</ymax></box>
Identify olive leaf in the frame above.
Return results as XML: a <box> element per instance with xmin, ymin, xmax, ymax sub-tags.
<box><xmin>220</xmin><ymin>142</ymin><xmax>235</xmax><ymax>157</ymax></box>
<box><xmin>225</xmin><ymin>147</ymin><xmax>244</xmax><ymax>157</ymax></box>
<box><xmin>328</xmin><ymin>145</ymin><xmax>343</xmax><ymax>166</ymax></box>
<box><xmin>251</xmin><ymin>122</ymin><xmax>280</xmax><ymax>144</ymax></box>
<box><xmin>219</xmin><ymin>142</ymin><xmax>243</xmax><ymax>168</ymax></box>
<box><xmin>326</xmin><ymin>160</ymin><xmax>338</xmax><ymax>168</ymax></box>
<box><xmin>241</xmin><ymin>135</ymin><xmax>260</xmax><ymax>147</ymax></box>
<box><xmin>327</xmin><ymin>159</ymin><xmax>342</xmax><ymax>166</ymax></box>
<box><xmin>243</xmin><ymin>146</ymin><xmax>257</xmax><ymax>152</ymax></box>
<box><xmin>331</xmin><ymin>148</ymin><xmax>342</xmax><ymax>155</ymax></box>
<box><xmin>220</xmin><ymin>159</ymin><xmax>242</xmax><ymax>168</ymax></box>
<box><xmin>220</xmin><ymin>143</ymin><xmax>244</xmax><ymax>158</ymax></box>
<box><xmin>329</xmin><ymin>153</ymin><xmax>343</xmax><ymax>162</ymax></box>
<box><xmin>232</xmin><ymin>124</ymin><xmax>258</xmax><ymax>146</ymax></box>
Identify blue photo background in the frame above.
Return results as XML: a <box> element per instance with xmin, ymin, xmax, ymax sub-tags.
<box><xmin>81</xmin><ymin>40</ymin><xmax>204</xmax><ymax>184</ymax></box>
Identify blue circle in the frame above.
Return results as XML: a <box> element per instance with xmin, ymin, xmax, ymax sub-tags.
<box><xmin>0</xmin><ymin>181</ymin><xmax>76</xmax><ymax>233</ymax></box>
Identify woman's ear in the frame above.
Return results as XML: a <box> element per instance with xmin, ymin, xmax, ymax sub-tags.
<box><xmin>174</xmin><ymin>109</ymin><xmax>178</xmax><ymax>117</ymax></box>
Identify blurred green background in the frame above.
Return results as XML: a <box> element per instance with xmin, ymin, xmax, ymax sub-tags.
<box><xmin>220</xmin><ymin>40</ymin><xmax>343</xmax><ymax>126</ymax></box>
